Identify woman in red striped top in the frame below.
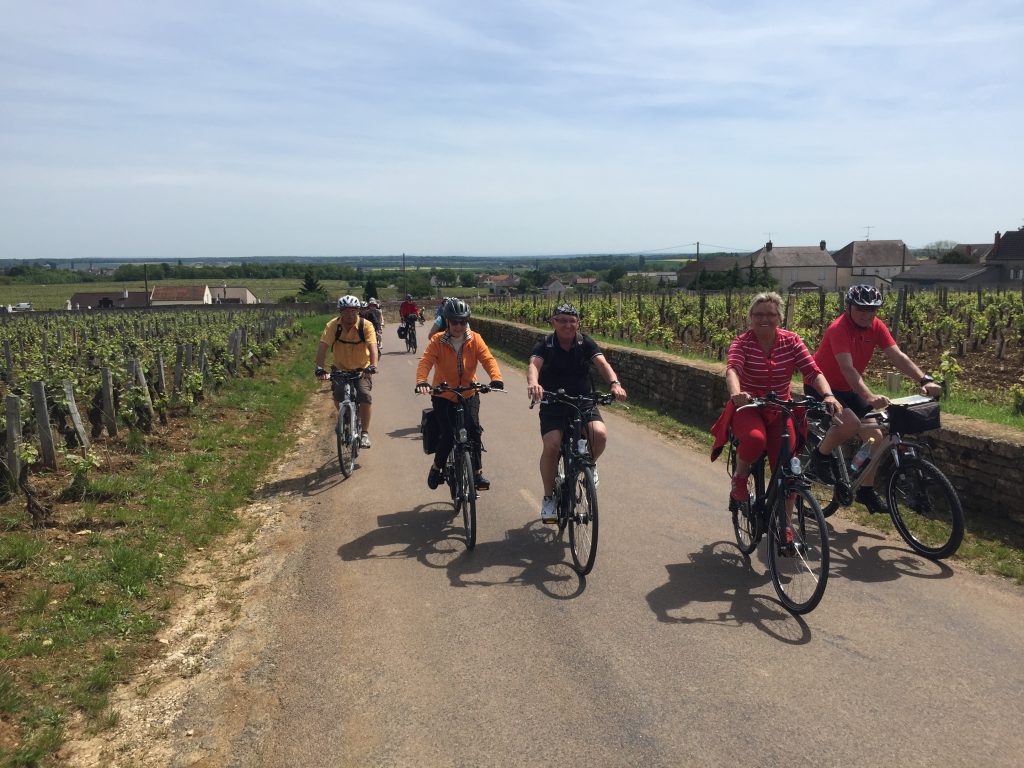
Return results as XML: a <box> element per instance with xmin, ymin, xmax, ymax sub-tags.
<box><xmin>725</xmin><ymin>292</ymin><xmax>841</xmax><ymax>503</ymax></box>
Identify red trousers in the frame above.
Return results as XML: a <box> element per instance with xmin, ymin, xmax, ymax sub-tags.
<box><xmin>732</xmin><ymin>408</ymin><xmax>798</xmax><ymax>469</ymax></box>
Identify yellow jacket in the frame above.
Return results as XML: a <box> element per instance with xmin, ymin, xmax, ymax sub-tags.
<box><xmin>416</xmin><ymin>328</ymin><xmax>502</xmax><ymax>402</ymax></box>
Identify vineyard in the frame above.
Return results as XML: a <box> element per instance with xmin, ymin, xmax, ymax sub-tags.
<box><xmin>475</xmin><ymin>288</ymin><xmax>1024</xmax><ymax>396</ymax></box>
<box><xmin>0</xmin><ymin>306</ymin><xmax>313</xmax><ymax>526</ymax></box>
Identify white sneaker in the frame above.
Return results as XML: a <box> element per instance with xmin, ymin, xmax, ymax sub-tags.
<box><xmin>540</xmin><ymin>495</ymin><xmax>557</xmax><ymax>524</ymax></box>
<box><xmin>360</xmin><ymin>432</ymin><xmax>371</xmax><ymax>449</ymax></box>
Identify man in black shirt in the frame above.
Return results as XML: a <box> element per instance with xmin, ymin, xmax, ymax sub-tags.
<box><xmin>526</xmin><ymin>303</ymin><xmax>627</xmax><ymax>523</ymax></box>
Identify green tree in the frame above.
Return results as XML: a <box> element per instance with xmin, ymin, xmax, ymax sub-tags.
<box><xmin>363</xmin><ymin>277</ymin><xmax>380</xmax><ymax>301</ymax></box>
<box><xmin>297</xmin><ymin>271</ymin><xmax>326</xmax><ymax>303</ymax></box>
<box><xmin>459</xmin><ymin>271</ymin><xmax>477</xmax><ymax>288</ymax></box>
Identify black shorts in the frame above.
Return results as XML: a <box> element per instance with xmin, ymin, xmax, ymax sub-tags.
<box><xmin>539</xmin><ymin>404</ymin><xmax>604</xmax><ymax>436</ymax></box>
<box><xmin>803</xmin><ymin>385</ymin><xmax>870</xmax><ymax>419</ymax></box>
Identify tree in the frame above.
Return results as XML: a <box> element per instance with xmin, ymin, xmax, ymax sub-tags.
<box><xmin>606</xmin><ymin>265</ymin><xmax>627</xmax><ymax>285</ymax></box>
<box><xmin>297</xmin><ymin>271</ymin><xmax>326</xmax><ymax>303</ymax></box>
<box><xmin>363</xmin><ymin>277</ymin><xmax>380</xmax><ymax>301</ymax></box>
<box><xmin>459</xmin><ymin>272</ymin><xmax>477</xmax><ymax>288</ymax></box>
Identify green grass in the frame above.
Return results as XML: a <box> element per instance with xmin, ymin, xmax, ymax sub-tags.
<box><xmin>0</xmin><ymin>314</ymin><xmax>324</xmax><ymax>765</ymax></box>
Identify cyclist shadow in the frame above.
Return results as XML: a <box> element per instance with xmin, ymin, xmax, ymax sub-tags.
<box><xmin>386</xmin><ymin>427</ymin><xmax>422</xmax><ymax>441</ymax></box>
<box><xmin>338</xmin><ymin>501</ymin><xmax>470</xmax><ymax>560</ymax></box>
<box><xmin>443</xmin><ymin>520</ymin><xmax>586</xmax><ymax>600</ymax></box>
<box><xmin>255</xmin><ymin>457</ymin><xmax>343</xmax><ymax>498</ymax></box>
<box><xmin>826</xmin><ymin>525</ymin><xmax>954</xmax><ymax>584</ymax></box>
<box><xmin>645</xmin><ymin>541</ymin><xmax>812</xmax><ymax>644</ymax></box>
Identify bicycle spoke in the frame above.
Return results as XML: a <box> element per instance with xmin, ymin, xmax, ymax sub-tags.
<box><xmin>887</xmin><ymin>457</ymin><xmax>964</xmax><ymax>559</ymax></box>
<box><xmin>767</xmin><ymin>489</ymin><xmax>829</xmax><ymax>614</ymax></box>
<box><xmin>568</xmin><ymin>466</ymin><xmax>598</xmax><ymax>574</ymax></box>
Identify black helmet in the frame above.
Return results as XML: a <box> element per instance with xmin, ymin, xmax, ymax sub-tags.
<box><xmin>553</xmin><ymin>302</ymin><xmax>579</xmax><ymax>318</ymax></box>
<box><xmin>405</xmin><ymin>294</ymin><xmax>413</xmax><ymax>300</ymax></box>
<box><xmin>846</xmin><ymin>284</ymin><xmax>883</xmax><ymax>307</ymax></box>
<box><xmin>443</xmin><ymin>298</ymin><xmax>471</xmax><ymax>321</ymax></box>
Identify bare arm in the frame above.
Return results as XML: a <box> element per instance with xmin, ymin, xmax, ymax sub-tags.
<box><xmin>882</xmin><ymin>345</ymin><xmax>943</xmax><ymax>397</ymax></box>
<box><xmin>836</xmin><ymin>352</ymin><xmax>889</xmax><ymax>408</ymax></box>
<box><xmin>527</xmin><ymin>356</ymin><xmax>544</xmax><ymax>402</ymax></box>
<box><xmin>315</xmin><ymin>341</ymin><xmax>329</xmax><ymax>379</ymax></box>
<box><xmin>592</xmin><ymin>354</ymin><xmax>627</xmax><ymax>400</ymax></box>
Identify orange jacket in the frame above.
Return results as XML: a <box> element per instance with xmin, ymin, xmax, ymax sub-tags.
<box><xmin>416</xmin><ymin>328</ymin><xmax>502</xmax><ymax>402</ymax></box>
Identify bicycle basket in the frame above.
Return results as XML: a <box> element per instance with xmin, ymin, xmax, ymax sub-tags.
<box><xmin>887</xmin><ymin>400</ymin><xmax>940</xmax><ymax>434</ymax></box>
<box><xmin>420</xmin><ymin>408</ymin><xmax>440</xmax><ymax>454</ymax></box>
<box><xmin>397</xmin><ymin>325</ymin><xmax>407</xmax><ymax>339</ymax></box>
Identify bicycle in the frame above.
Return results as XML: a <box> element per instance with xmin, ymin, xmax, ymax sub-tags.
<box><xmin>532</xmin><ymin>390</ymin><xmax>615</xmax><ymax>575</ymax></box>
<box><xmin>329</xmin><ymin>368</ymin><xmax>366</xmax><ymax>478</ymax></box>
<box><xmin>426</xmin><ymin>382</ymin><xmax>500</xmax><ymax>550</ymax></box>
<box><xmin>403</xmin><ymin>314</ymin><xmax>418</xmax><ymax>354</ymax></box>
<box><xmin>726</xmin><ymin>393</ymin><xmax>831</xmax><ymax>614</ymax></box>
<box><xmin>796</xmin><ymin>394</ymin><xmax>964</xmax><ymax>560</ymax></box>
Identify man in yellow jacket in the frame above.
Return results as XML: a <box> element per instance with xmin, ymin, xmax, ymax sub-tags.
<box><xmin>415</xmin><ymin>298</ymin><xmax>503</xmax><ymax>490</ymax></box>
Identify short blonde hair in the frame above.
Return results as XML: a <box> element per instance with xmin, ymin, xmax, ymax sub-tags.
<box><xmin>747</xmin><ymin>292</ymin><xmax>783</xmax><ymax>319</ymax></box>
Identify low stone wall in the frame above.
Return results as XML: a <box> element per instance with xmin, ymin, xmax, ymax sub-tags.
<box><xmin>472</xmin><ymin>316</ymin><xmax>1024</xmax><ymax>526</ymax></box>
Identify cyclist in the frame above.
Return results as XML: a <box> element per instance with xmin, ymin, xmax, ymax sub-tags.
<box><xmin>399</xmin><ymin>294</ymin><xmax>420</xmax><ymax>323</ymax></box>
<box><xmin>526</xmin><ymin>303</ymin><xmax>627</xmax><ymax>524</ymax></box>
<box><xmin>315</xmin><ymin>294</ymin><xmax>379</xmax><ymax>449</ymax></box>
<box><xmin>431</xmin><ymin>296</ymin><xmax>454</xmax><ymax>333</ymax></box>
<box><xmin>806</xmin><ymin>284</ymin><xmax>943</xmax><ymax>512</ymax></box>
<box><xmin>415</xmin><ymin>298</ymin><xmax>503</xmax><ymax>491</ymax></box>
<box><xmin>721</xmin><ymin>292</ymin><xmax>841</xmax><ymax>530</ymax></box>
<box><xmin>361</xmin><ymin>298</ymin><xmax>385</xmax><ymax>357</ymax></box>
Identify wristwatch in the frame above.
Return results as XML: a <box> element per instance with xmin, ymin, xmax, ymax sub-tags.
<box><xmin>919</xmin><ymin>374</ymin><xmax>935</xmax><ymax>385</ymax></box>
<box><xmin>609</xmin><ymin>380</ymin><xmax>620</xmax><ymax>386</ymax></box>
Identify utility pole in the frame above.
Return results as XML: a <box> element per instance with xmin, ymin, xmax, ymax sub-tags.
<box><xmin>865</xmin><ymin>225</ymin><xmax>873</xmax><ymax>240</ymax></box>
<box><xmin>402</xmin><ymin>252</ymin><xmax>406</xmax><ymax>296</ymax></box>
<box><xmin>694</xmin><ymin>241</ymin><xmax>700</xmax><ymax>292</ymax></box>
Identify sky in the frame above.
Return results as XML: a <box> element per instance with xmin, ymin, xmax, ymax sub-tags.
<box><xmin>2</xmin><ymin>0</ymin><xmax>1022</xmax><ymax>261</ymax></box>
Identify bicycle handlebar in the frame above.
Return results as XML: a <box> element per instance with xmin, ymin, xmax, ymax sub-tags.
<box><xmin>530</xmin><ymin>389</ymin><xmax>617</xmax><ymax>410</ymax></box>
<box><xmin>418</xmin><ymin>381</ymin><xmax>505</xmax><ymax>397</ymax></box>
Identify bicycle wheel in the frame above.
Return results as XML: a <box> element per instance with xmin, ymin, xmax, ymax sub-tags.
<box><xmin>796</xmin><ymin>434</ymin><xmax>841</xmax><ymax>517</ymax></box>
<box><xmin>554</xmin><ymin>453</ymin><xmax>568</xmax><ymax>535</ymax></box>
<box><xmin>728</xmin><ymin>447</ymin><xmax>760</xmax><ymax>554</ymax></box>
<box><xmin>886</xmin><ymin>457</ymin><xmax>964</xmax><ymax>559</ymax></box>
<box><xmin>407</xmin><ymin>330</ymin><xmax>417</xmax><ymax>354</ymax></box>
<box><xmin>767</xmin><ymin>487</ymin><xmax>829</xmax><ymax>614</ymax></box>
<box><xmin>336</xmin><ymin>404</ymin><xmax>355</xmax><ymax>478</ymax></box>
<box><xmin>568</xmin><ymin>465</ymin><xmax>599</xmax><ymax>575</ymax></box>
<box><xmin>457</xmin><ymin>449</ymin><xmax>477</xmax><ymax>550</ymax></box>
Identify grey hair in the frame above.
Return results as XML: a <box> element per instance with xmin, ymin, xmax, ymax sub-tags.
<box><xmin>747</xmin><ymin>291</ymin><xmax>783</xmax><ymax>319</ymax></box>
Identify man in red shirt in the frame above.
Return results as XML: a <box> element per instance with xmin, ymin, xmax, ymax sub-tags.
<box><xmin>808</xmin><ymin>285</ymin><xmax>943</xmax><ymax>512</ymax></box>
<box><xmin>399</xmin><ymin>294</ymin><xmax>419</xmax><ymax>323</ymax></box>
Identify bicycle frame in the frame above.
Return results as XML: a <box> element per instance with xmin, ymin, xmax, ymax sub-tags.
<box><xmin>330</xmin><ymin>368</ymin><xmax>365</xmax><ymax>477</ymax></box>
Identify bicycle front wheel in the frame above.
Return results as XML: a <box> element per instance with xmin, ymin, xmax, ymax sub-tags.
<box><xmin>457</xmin><ymin>449</ymin><xmax>477</xmax><ymax>550</ymax></box>
<box><xmin>554</xmin><ymin>453</ymin><xmax>568</xmax><ymax>535</ymax></box>
<box><xmin>767</xmin><ymin>487</ymin><xmax>829</xmax><ymax>615</ymax></box>
<box><xmin>568</xmin><ymin>466</ymin><xmax>599</xmax><ymax>575</ymax></box>
<box><xmin>337</xmin><ymin>405</ymin><xmax>355</xmax><ymax>478</ymax></box>
<box><xmin>407</xmin><ymin>331</ymin><xmax>417</xmax><ymax>354</ymax></box>
<box><xmin>886</xmin><ymin>457</ymin><xmax>964</xmax><ymax>559</ymax></box>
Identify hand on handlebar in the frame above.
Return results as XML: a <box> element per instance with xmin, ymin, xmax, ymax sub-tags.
<box><xmin>315</xmin><ymin>366</ymin><xmax>327</xmax><ymax>381</ymax></box>
<box><xmin>730</xmin><ymin>391</ymin><xmax>752</xmax><ymax>407</ymax></box>
<box><xmin>868</xmin><ymin>393</ymin><xmax>890</xmax><ymax>410</ymax></box>
<box><xmin>923</xmin><ymin>382</ymin><xmax>943</xmax><ymax>399</ymax></box>
<box><xmin>415</xmin><ymin>381</ymin><xmax>431</xmax><ymax>395</ymax></box>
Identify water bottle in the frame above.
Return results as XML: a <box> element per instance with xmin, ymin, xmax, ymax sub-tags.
<box><xmin>849</xmin><ymin>437</ymin><xmax>876</xmax><ymax>473</ymax></box>
<box><xmin>789</xmin><ymin>456</ymin><xmax>802</xmax><ymax>475</ymax></box>
<box><xmin>577</xmin><ymin>438</ymin><xmax>588</xmax><ymax>455</ymax></box>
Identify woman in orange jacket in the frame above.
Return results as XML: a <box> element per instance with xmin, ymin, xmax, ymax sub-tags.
<box><xmin>415</xmin><ymin>299</ymin><xmax>503</xmax><ymax>490</ymax></box>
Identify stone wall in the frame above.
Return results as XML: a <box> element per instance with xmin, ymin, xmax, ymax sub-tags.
<box><xmin>471</xmin><ymin>316</ymin><xmax>1024</xmax><ymax>526</ymax></box>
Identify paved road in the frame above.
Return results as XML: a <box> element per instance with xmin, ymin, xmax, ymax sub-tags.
<box><xmin>170</xmin><ymin>344</ymin><xmax>1024</xmax><ymax>767</ymax></box>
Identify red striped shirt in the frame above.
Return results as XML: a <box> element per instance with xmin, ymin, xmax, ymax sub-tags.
<box><xmin>727</xmin><ymin>328</ymin><xmax>822</xmax><ymax>399</ymax></box>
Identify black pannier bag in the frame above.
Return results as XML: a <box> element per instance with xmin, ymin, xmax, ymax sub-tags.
<box><xmin>397</xmin><ymin>325</ymin><xmax>407</xmax><ymax>339</ymax></box>
<box><xmin>420</xmin><ymin>408</ymin><xmax>439</xmax><ymax>454</ymax></box>
<box><xmin>887</xmin><ymin>400</ymin><xmax>940</xmax><ymax>434</ymax></box>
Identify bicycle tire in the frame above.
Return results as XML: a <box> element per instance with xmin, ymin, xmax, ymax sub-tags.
<box><xmin>457</xmin><ymin>449</ymin><xmax>477</xmax><ymax>550</ymax></box>
<box><xmin>406</xmin><ymin>330</ymin><xmax>417</xmax><ymax>354</ymax></box>
<box><xmin>796</xmin><ymin>436</ymin><xmax>842</xmax><ymax>517</ymax></box>
<box><xmin>767</xmin><ymin>487</ymin><xmax>829</xmax><ymax>614</ymax></box>
<box><xmin>886</xmin><ymin>457</ymin><xmax>964</xmax><ymax>560</ymax></box>
<box><xmin>728</xmin><ymin>446</ymin><xmax>760</xmax><ymax>554</ymax></box>
<box><xmin>568</xmin><ymin>465</ymin><xmax>599</xmax><ymax>575</ymax></box>
<box><xmin>554</xmin><ymin>453</ymin><xmax>568</xmax><ymax>535</ymax></box>
<box><xmin>337</xmin><ymin>404</ymin><xmax>355</xmax><ymax>478</ymax></box>
<box><xmin>447</xmin><ymin>448</ymin><xmax>458</xmax><ymax>504</ymax></box>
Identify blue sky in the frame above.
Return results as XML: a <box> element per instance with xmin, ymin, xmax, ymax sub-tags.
<box><xmin>2</xmin><ymin>0</ymin><xmax>1022</xmax><ymax>260</ymax></box>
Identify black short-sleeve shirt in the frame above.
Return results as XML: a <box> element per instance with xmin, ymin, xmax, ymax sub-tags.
<box><xmin>530</xmin><ymin>333</ymin><xmax>603</xmax><ymax>395</ymax></box>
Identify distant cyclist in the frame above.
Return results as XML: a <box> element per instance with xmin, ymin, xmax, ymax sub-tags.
<box><xmin>806</xmin><ymin>284</ymin><xmax>943</xmax><ymax>512</ymax></box>
<box><xmin>315</xmin><ymin>295</ymin><xmax>379</xmax><ymax>449</ymax></box>
<box><xmin>415</xmin><ymin>299</ymin><xmax>503</xmax><ymax>491</ymax></box>
<box><xmin>526</xmin><ymin>303</ymin><xmax>627</xmax><ymax>524</ymax></box>
<box><xmin>399</xmin><ymin>294</ymin><xmax>420</xmax><ymax>323</ymax></box>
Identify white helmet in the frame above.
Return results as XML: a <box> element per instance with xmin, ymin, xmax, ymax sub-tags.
<box><xmin>337</xmin><ymin>294</ymin><xmax>361</xmax><ymax>310</ymax></box>
<box><xmin>367</xmin><ymin>297</ymin><xmax>380</xmax><ymax>306</ymax></box>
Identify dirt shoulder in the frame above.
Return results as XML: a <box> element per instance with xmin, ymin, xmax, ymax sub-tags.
<box><xmin>59</xmin><ymin>394</ymin><xmax>335</xmax><ymax>767</ymax></box>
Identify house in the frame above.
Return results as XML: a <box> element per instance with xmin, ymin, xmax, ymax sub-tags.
<box><xmin>541</xmin><ymin>278</ymin><xmax>567</xmax><ymax>296</ymax></box>
<box><xmin>985</xmin><ymin>229</ymin><xmax>1024</xmax><ymax>284</ymax></box>
<box><xmin>626</xmin><ymin>271</ymin><xmax>679</xmax><ymax>285</ymax></box>
<box><xmin>747</xmin><ymin>240</ymin><xmax>838</xmax><ymax>291</ymax></box>
<box><xmin>478</xmin><ymin>274</ymin><xmax>520</xmax><ymax>294</ymax></box>
<box><xmin>830</xmin><ymin>239</ymin><xmax>912</xmax><ymax>289</ymax></box>
<box><xmin>573</xmin><ymin>276</ymin><xmax>599</xmax><ymax>292</ymax></box>
<box><xmin>212</xmin><ymin>286</ymin><xmax>259</xmax><ymax>304</ymax></box>
<box><xmin>149</xmin><ymin>285</ymin><xmax>212</xmax><ymax>306</ymax></box>
<box><xmin>68</xmin><ymin>290</ymin><xmax>150</xmax><ymax>310</ymax></box>
<box><xmin>677</xmin><ymin>255</ymin><xmax>750</xmax><ymax>287</ymax></box>
<box><xmin>950</xmin><ymin>243</ymin><xmax>995</xmax><ymax>263</ymax></box>
<box><xmin>891</xmin><ymin>262</ymin><xmax>1002</xmax><ymax>291</ymax></box>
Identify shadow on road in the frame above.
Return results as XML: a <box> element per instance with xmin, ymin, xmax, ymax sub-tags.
<box><xmin>255</xmin><ymin>457</ymin><xmax>344</xmax><ymax>498</ymax></box>
<box><xmin>827</xmin><ymin>526</ymin><xmax>954</xmax><ymax>584</ymax></box>
<box><xmin>337</xmin><ymin>504</ymin><xmax>586</xmax><ymax>599</ymax></box>
<box><xmin>645</xmin><ymin>541</ymin><xmax>811</xmax><ymax>644</ymax></box>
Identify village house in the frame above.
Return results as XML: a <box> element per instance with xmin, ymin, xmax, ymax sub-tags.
<box><xmin>830</xmin><ymin>239</ymin><xmax>911</xmax><ymax>290</ymax></box>
<box><xmin>68</xmin><ymin>289</ymin><xmax>150</xmax><ymax>310</ymax></box>
<box><xmin>541</xmin><ymin>277</ymin><xmax>567</xmax><ymax>296</ymax></box>
<box><xmin>478</xmin><ymin>274</ymin><xmax>520</xmax><ymax>294</ymax></box>
<box><xmin>985</xmin><ymin>228</ymin><xmax>1024</xmax><ymax>284</ymax></box>
<box><xmin>746</xmin><ymin>241</ymin><xmax>838</xmax><ymax>291</ymax></box>
<box><xmin>626</xmin><ymin>271</ymin><xmax>679</xmax><ymax>285</ymax></box>
<box><xmin>149</xmin><ymin>285</ymin><xmax>212</xmax><ymax>306</ymax></box>
<box><xmin>891</xmin><ymin>262</ymin><xmax>1002</xmax><ymax>291</ymax></box>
